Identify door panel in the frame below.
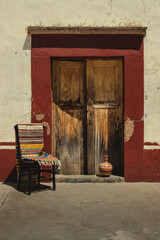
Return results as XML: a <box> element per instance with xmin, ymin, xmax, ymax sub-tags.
<box><xmin>94</xmin><ymin>66</ymin><xmax>115</xmax><ymax>102</ymax></box>
<box><xmin>52</xmin><ymin>61</ymin><xmax>85</xmax><ymax>175</ymax></box>
<box><xmin>87</xmin><ymin>60</ymin><xmax>123</xmax><ymax>175</ymax></box>
<box><xmin>59</xmin><ymin>62</ymin><xmax>84</xmax><ymax>104</ymax></box>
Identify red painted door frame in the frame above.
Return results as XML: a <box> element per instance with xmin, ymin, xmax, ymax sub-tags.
<box><xmin>31</xmin><ymin>34</ymin><xmax>144</xmax><ymax>181</ymax></box>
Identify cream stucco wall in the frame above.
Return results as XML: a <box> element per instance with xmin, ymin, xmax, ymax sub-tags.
<box><xmin>0</xmin><ymin>0</ymin><xmax>160</xmax><ymax>148</ymax></box>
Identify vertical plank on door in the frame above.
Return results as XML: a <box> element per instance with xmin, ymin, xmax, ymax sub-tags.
<box><xmin>108</xmin><ymin>108</ymin><xmax>116</xmax><ymax>171</ymax></box>
<box><xmin>86</xmin><ymin>60</ymin><xmax>95</xmax><ymax>174</ymax></box>
<box><xmin>60</xmin><ymin>109</ymin><xmax>83</xmax><ymax>175</ymax></box>
<box><xmin>94</xmin><ymin>108</ymin><xmax>109</xmax><ymax>173</ymax></box>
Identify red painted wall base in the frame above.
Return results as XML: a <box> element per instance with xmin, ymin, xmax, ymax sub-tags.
<box><xmin>144</xmin><ymin>149</ymin><xmax>160</xmax><ymax>182</ymax></box>
<box><xmin>0</xmin><ymin>149</ymin><xmax>17</xmax><ymax>182</ymax></box>
<box><xmin>0</xmin><ymin>148</ymin><xmax>160</xmax><ymax>182</ymax></box>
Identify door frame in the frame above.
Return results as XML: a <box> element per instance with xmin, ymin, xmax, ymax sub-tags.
<box><xmin>31</xmin><ymin>30</ymin><xmax>144</xmax><ymax>181</ymax></box>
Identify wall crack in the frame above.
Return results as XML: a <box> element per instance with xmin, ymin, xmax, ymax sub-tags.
<box><xmin>124</xmin><ymin>117</ymin><xmax>135</xmax><ymax>142</ymax></box>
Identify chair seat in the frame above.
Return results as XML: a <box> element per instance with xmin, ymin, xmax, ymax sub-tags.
<box><xmin>22</xmin><ymin>151</ymin><xmax>61</xmax><ymax>169</ymax></box>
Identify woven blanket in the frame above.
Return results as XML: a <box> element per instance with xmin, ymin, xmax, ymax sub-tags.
<box><xmin>16</xmin><ymin>124</ymin><xmax>61</xmax><ymax>169</ymax></box>
<box><xmin>23</xmin><ymin>151</ymin><xmax>61</xmax><ymax>169</ymax></box>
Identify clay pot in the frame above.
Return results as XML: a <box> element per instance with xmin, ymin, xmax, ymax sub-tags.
<box><xmin>99</xmin><ymin>155</ymin><xmax>112</xmax><ymax>176</ymax></box>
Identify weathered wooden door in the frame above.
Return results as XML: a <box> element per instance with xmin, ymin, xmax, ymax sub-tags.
<box><xmin>52</xmin><ymin>59</ymin><xmax>123</xmax><ymax>175</ymax></box>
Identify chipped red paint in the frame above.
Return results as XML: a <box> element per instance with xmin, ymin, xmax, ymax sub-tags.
<box><xmin>31</xmin><ymin>34</ymin><xmax>144</xmax><ymax>182</ymax></box>
<box><xmin>144</xmin><ymin>142</ymin><xmax>159</xmax><ymax>146</ymax></box>
<box><xmin>124</xmin><ymin>120</ymin><xmax>144</xmax><ymax>182</ymax></box>
<box><xmin>0</xmin><ymin>142</ymin><xmax>15</xmax><ymax>146</ymax></box>
<box><xmin>0</xmin><ymin>149</ymin><xmax>16</xmax><ymax>182</ymax></box>
<box><xmin>144</xmin><ymin>149</ymin><xmax>160</xmax><ymax>182</ymax></box>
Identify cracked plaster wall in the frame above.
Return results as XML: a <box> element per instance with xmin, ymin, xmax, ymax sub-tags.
<box><xmin>0</xmin><ymin>0</ymin><xmax>159</xmax><ymax>145</ymax></box>
<box><xmin>124</xmin><ymin>118</ymin><xmax>135</xmax><ymax>143</ymax></box>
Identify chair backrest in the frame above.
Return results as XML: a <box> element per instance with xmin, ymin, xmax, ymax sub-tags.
<box><xmin>15</xmin><ymin>123</ymin><xmax>44</xmax><ymax>159</ymax></box>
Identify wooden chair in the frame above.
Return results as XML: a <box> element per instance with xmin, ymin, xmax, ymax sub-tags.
<box><xmin>15</xmin><ymin>123</ymin><xmax>61</xmax><ymax>194</ymax></box>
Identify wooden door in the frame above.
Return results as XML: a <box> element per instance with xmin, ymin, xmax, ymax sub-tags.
<box><xmin>87</xmin><ymin>59</ymin><xmax>123</xmax><ymax>175</ymax></box>
<box><xmin>52</xmin><ymin>59</ymin><xmax>123</xmax><ymax>175</ymax></box>
<box><xmin>52</xmin><ymin>61</ymin><xmax>86</xmax><ymax>174</ymax></box>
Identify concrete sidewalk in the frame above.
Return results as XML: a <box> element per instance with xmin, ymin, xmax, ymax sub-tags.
<box><xmin>0</xmin><ymin>182</ymin><xmax>160</xmax><ymax>240</ymax></box>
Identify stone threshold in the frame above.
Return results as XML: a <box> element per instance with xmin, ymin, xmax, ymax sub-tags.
<box><xmin>56</xmin><ymin>175</ymin><xmax>124</xmax><ymax>183</ymax></box>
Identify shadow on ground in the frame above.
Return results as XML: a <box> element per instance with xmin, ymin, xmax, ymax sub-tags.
<box><xmin>2</xmin><ymin>182</ymin><xmax>53</xmax><ymax>195</ymax></box>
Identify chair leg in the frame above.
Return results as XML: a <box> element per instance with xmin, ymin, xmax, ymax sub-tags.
<box><xmin>17</xmin><ymin>167</ymin><xmax>21</xmax><ymax>189</ymax></box>
<box><xmin>38</xmin><ymin>165</ymin><xmax>41</xmax><ymax>185</ymax></box>
<box><xmin>28</xmin><ymin>166</ymin><xmax>31</xmax><ymax>195</ymax></box>
<box><xmin>52</xmin><ymin>163</ymin><xmax>56</xmax><ymax>191</ymax></box>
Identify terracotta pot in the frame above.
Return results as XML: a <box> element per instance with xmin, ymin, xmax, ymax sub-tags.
<box><xmin>99</xmin><ymin>155</ymin><xmax>112</xmax><ymax>176</ymax></box>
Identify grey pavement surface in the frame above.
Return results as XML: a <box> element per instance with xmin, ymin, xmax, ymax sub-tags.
<box><xmin>0</xmin><ymin>182</ymin><xmax>160</xmax><ymax>240</ymax></box>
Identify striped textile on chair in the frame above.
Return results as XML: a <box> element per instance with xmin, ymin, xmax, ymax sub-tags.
<box><xmin>16</xmin><ymin>124</ymin><xmax>61</xmax><ymax>169</ymax></box>
<box><xmin>18</xmin><ymin>124</ymin><xmax>44</xmax><ymax>158</ymax></box>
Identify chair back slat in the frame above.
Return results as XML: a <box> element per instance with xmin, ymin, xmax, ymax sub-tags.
<box><xmin>15</xmin><ymin>124</ymin><xmax>44</xmax><ymax>158</ymax></box>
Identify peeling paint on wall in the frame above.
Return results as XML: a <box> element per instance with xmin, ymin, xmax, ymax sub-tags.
<box><xmin>144</xmin><ymin>145</ymin><xmax>160</xmax><ymax>150</ymax></box>
<box><xmin>124</xmin><ymin>116</ymin><xmax>144</xmax><ymax>142</ymax></box>
<box><xmin>42</xmin><ymin>121</ymin><xmax>50</xmax><ymax>135</ymax></box>
<box><xmin>35</xmin><ymin>113</ymin><xmax>45</xmax><ymax>121</ymax></box>
<box><xmin>124</xmin><ymin>117</ymin><xmax>135</xmax><ymax>142</ymax></box>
